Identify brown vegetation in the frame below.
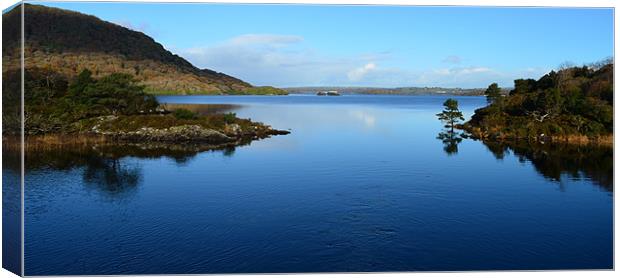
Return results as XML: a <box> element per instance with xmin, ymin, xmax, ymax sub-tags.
<box><xmin>2</xmin><ymin>4</ymin><xmax>286</xmax><ymax>95</ymax></box>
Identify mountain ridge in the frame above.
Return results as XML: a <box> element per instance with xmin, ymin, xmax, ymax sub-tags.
<box><xmin>2</xmin><ymin>4</ymin><xmax>285</xmax><ymax>95</ymax></box>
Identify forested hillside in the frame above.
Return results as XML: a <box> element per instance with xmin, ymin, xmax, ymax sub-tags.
<box><xmin>464</xmin><ymin>61</ymin><xmax>613</xmax><ymax>144</ymax></box>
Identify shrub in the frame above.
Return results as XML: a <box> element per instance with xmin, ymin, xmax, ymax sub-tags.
<box><xmin>173</xmin><ymin>108</ymin><xmax>196</xmax><ymax>120</ymax></box>
<box><xmin>223</xmin><ymin>112</ymin><xmax>237</xmax><ymax>124</ymax></box>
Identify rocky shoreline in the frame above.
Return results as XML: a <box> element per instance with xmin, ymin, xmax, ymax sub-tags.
<box><xmin>460</xmin><ymin>125</ymin><xmax>613</xmax><ymax>147</ymax></box>
<box><xmin>93</xmin><ymin>124</ymin><xmax>289</xmax><ymax>144</ymax></box>
<box><xmin>81</xmin><ymin>113</ymin><xmax>291</xmax><ymax>145</ymax></box>
<box><xmin>4</xmin><ymin>120</ymin><xmax>290</xmax><ymax>151</ymax></box>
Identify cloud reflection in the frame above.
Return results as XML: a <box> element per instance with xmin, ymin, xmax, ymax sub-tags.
<box><xmin>348</xmin><ymin>109</ymin><xmax>377</xmax><ymax>128</ymax></box>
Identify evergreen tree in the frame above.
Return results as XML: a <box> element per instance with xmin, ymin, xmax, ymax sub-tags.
<box><xmin>485</xmin><ymin>83</ymin><xmax>502</xmax><ymax>103</ymax></box>
<box><xmin>68</xmin><ymin>69</ymin><xmax>94</xmax><ymax>96</ymax></box>
<box><xmin>437</xmin><ymin>98</ymin><xmax>464</xmax><ymax>132</ymax></box>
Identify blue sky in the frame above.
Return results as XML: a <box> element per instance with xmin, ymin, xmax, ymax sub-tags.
<box><xmin>36</xmin><ymin>1</ymin><xmax>613</xmax><ymax>88</ymax></box>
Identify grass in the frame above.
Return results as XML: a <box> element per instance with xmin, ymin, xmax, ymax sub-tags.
<box><xmin>3</xmin><ymin>134</ymin><xmax>109</xmax><ymax>151</ymax></box>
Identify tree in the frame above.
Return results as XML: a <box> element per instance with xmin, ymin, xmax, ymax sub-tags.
<box><xmin>437</xmin><ymin>98</ymin><xmax>464</xmax><ymax>132</ymax></box>
<box><xmin>24</xmin><ymin>69</ymin><xmax>68</xmax><ymax>106</ymax></box>
<box><xmin>61</xmin><ymin>72</ymin><xmax>159</xmax><ymax>117</ymax></box>
<box><xmin>68</xmin><ymin>69</ymin><xmax>94</xmax><ymax>96</ymax></box>
<box><xmin>485</xmin><ymin>83</ymin><xmax>502</xmax><ymax>103</ymax></box>
<box><xmin>556</xmin><ymin>61</ymin><xmax>575</xmax><ymax>92</ymax></box>
<box><xmin>465</xmin><ymin>60</ymin><xmax>614</xmax><ymax>139</ymax></box>
<box><xmin>79</xmin><ymin>73</ymin><xmax>158</xmax><ymax>115</ymax></box>
<box><xmin>510</xmin><ymin>79</ymin><xmax>537</xmax><ymax>95</ymax></box>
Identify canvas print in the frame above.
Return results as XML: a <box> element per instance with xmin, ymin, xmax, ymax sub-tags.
<box><xmin>1</xmin><ymin>1</ymin><xmax>614</xmax><ymax>276</ymax></box>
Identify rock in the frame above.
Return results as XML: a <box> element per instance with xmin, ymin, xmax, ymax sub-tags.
<box><xmin>223</xmin><ymin>124</ymin><xmax>242</xmax><ymax>136</ymax></box>
<box><xmin>99</xmin><ymin>125</ymin><xmax>234</xmax><ymax>143</ymax></box>
<box><xmin>268</xmin><ymin>129</ymin><xmax>291</xmax><ymax>135</ymax></box>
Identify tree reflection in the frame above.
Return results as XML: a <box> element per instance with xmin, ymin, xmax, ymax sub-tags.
<box><xmin>4</xmin><ymin>140</ymin><xmax>247</xmax><ymax>197</ymax></box>
<box><xmin>481</xmin><ymin>140</ymin><xmax>613</xmax><ymax>192</ymax></box>
<box><xmin>436</xmin><ymin>129</ymin><xmax>463</xmax><ymax>155</ymax></box>
<box><xmin>483</xmin><ymin>141</ymin><xmax>508</xmax><ymax>160</ymax></box>
<box><xmin>82</xmin><ymin>156</ymin><xmax>141</xmax><ymax>196</ymax></box>
<box><xmin>223</xmin><ymin>146</ymin><xmax>236</xmax><ymax>157</ymax></box>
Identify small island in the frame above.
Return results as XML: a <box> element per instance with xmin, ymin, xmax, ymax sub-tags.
<box><xmin>317</xmin><ymin>90</ymin><xmax>341</xmax><ymax>96</ymax></box>
<box><xmin>2</xmin><ymin>68</ymin><xmax>289</xmax><ymax>148</ymax></box>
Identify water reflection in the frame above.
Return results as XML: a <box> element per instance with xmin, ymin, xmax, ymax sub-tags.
<box><xmin>222</xmin><ymin>146</ymin><xmax>236</xmax><ymax>157</ymax></box>
<box><xmin>481</xmin><ymin>140</ymin><xmax>613</xmax><ymax>192</ymax></box>
<box><xmin>436</xmin><ymin>129</ymin><xmax>464</xmax><ymax>155</ymax></box>
<box><xmin>19</xmin><ymin>95</ymin><xmax>613</xmax><ymax>274</ymax></box>
<box><xmin>82</xmin><ymin>156</ymin><xmax>141</xmax><ymax>196</ymax></box>
<box><xmin>2</xmin><ymin>147</ymin><xmax>21</xmax><ymax>274</ymax></box>
<box><xmin>5</xmin><ymin>141</ymin><xmax>247</xmax><ymax>196</ymax></box>
<box><xmin>349</xmin><ymin>110</ymin><xmax>377</xmax><ymax>128</ymax></box>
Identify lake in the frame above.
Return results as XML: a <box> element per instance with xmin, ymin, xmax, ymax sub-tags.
<box><xmin>7</xmin><ymin>94</ymin><xmax>613</xmax><ymax>275</ymax></box>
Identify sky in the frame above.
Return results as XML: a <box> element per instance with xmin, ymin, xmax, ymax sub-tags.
<box><xmin>35</xmin><ymin>1</ymin><xmax>614</xmax><ymax>88</ymax></box>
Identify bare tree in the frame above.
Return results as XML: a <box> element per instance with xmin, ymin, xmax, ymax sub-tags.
<box><xmin>556</xmin><ymin>61</ymin><xmax>575</xmax><ymax>92</ymax></box>
<box><xmin>588</xmin><ymin>57</ymin><xmax>614</xmax><ymax>71</ymax></box>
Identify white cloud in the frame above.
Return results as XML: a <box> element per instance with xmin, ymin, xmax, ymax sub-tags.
<box><xmin>433</xmin><ymin>67</ymin><xmax>492</xmax><ymax>76</ymax></box>
<box><xmin>347</xmin><ymin>63</ymin><xmax>377</xmax><ymax>81</ymax></box>
<box><xmin>415</xmin><ymin>67</ymin><xmax>501</xmax><ymax>88</ymax></box>
<box><xmin>460</xmin><ymin>67</ymin><xmax>491</xmax><ymax>74</ymax></box>
<box><xmin>175</xmin><ymin>34</ymin><xmax>552</xmax><ymax>88</ymax></box>
<box><xmin>177</xmin><ymin>34</ymin><xmax>386</xmax><ymax>87</ymax></box>
<box><xmin>415</xmin><ymin>66</ymin><xmax>552</xmax><ymax>88</ymax></box>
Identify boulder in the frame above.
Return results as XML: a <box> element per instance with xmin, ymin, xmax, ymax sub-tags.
<box><xmin>101</xmin><ymin>125</ymin><xmax>234</xmax><ymax>143</ymax></box>
<box><xmin>223</xmin><ymin>123</ymin><xmax>242</xmax><ymax>136</ymax></box>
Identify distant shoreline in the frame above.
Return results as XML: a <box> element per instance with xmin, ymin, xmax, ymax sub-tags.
<box><xmin>282</xmin><ymin>87</ymin><xmax>507</xmax><ymax>96</ymax></box>
<box><xmin>156</xmin><ymin>92</ymin><xmax>487</xmax><ymax>97</ymax></box>
<box><xmin>286</xmin><ymin>92</ymin><xmax>486</xmax><ymax>96</ymax></box>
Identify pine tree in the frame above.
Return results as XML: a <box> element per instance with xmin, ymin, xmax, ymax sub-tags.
<box><xmin>436</xmin><ymin>98</ymin><xmax>464</xmax><ymax>132</ymax></box>
<box><xmin>485</xmin><ymin>83</ymin><xmax>502</xmax><ymax>104</ymax></box>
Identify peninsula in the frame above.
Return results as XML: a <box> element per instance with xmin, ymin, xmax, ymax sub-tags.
<box><xmin>2</xmin><ymin>4</ymin><xmax>289</xmax><ymax>148</ymax></box>
<box><xmin>462</xmin><ymin>61</ymin><xmax>613</xmax><ymax>145</ymax></box>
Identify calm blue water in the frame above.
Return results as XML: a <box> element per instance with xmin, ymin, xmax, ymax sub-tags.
<box><xmin>16</xmin><ymin>95</ymin><xmax>612</xmax><ymax>275</ymax></box>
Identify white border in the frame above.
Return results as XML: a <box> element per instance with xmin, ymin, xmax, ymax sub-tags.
<box><xmin>0</xmin><ymin>1</ymin><xmax>617</xmax><ymax>278</ymax></box>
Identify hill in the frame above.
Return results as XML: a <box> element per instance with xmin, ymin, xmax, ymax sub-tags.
<box><xmin>463</xmin><ymin>62</ymin><xmax>613</xmax><ymax>145</ymax></box>
<box><xmin>2</xmin><ymin>4</ymin><xmax>286</xmax><ymax>95</ymax></box>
